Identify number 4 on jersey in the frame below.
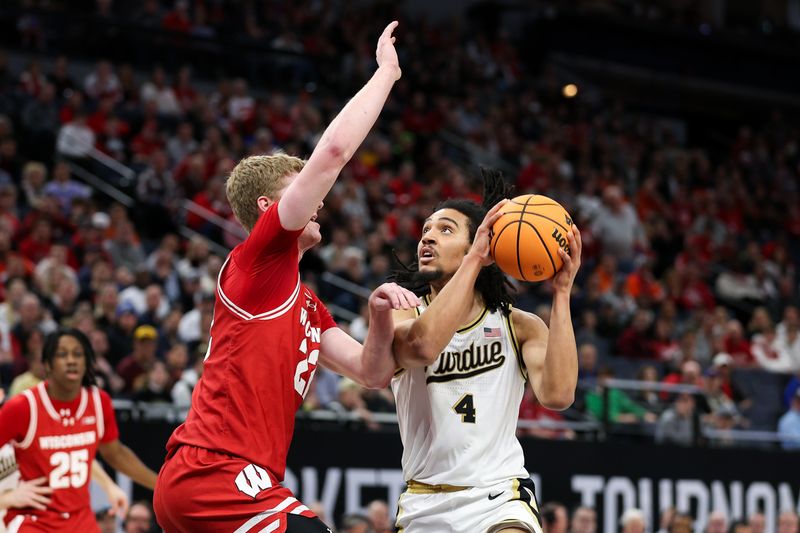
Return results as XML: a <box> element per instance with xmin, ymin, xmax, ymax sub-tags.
<box><xmin>453</xmin><ymin>393</ymin><xmax>476</xmax><ymax>423</ymax></box>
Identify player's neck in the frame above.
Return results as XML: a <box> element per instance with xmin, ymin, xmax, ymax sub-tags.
<box><xmin>47</xmin><ymin>380</ymin><xmax>81</xmax><ymax>402</ymax></box>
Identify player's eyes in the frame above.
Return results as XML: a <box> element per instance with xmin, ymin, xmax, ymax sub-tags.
<box><xmin>422</xmin><ymin>226</ymin><xmax>430</xmax><ymax>234</ymax></box>
<box><xmin>441</xmin><ymin>226</ymin><xmax>453</xmax><ymax>234</ymax></box>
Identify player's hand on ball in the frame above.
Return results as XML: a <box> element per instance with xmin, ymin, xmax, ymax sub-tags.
<box><xmin>376</xmin><ymin>21</ymin><xmax>401</xmax><ymax>79</ymax></box>
<box><xmin>469</xmin><ymin>199</ymin><xmax>509</xmax><ymax>267</ymax></box>
<box><xmin>552</xmin><ymin>224</ymin><xmax>581</xmax><ymax>293</ymax></box>
<box><xmin>370</xmin><ymin>282</ymin><xmax>421</xmax><ymax>312</ymax></box>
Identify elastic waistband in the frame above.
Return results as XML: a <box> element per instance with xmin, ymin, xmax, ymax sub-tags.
<box><xmin>406</xmin><ymin>480</ymin><xmax>471</xmax><ymax>494</ymax></box>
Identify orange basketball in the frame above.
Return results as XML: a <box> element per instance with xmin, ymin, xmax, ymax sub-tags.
<box><xmin>490</xmin><ymin>194</ymin><xmax>573</xmax><ymax>282</ymax></box>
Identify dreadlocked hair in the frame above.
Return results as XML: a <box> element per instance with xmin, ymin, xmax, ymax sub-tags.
<box><xmin>42</xmin><ymin>328</ymin><xmax>98</xmax><ymax>387</ymax></box>
<box><xmin>389</xmin><ymin>166</ymin><xmax>517</xmax><ymax>314</ymax></box>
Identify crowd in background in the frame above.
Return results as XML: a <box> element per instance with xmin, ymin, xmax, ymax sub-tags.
<box><xmin>0</xmin><ymin>1</ymin><xmax>798</xmax><ymax>456</ymax></box>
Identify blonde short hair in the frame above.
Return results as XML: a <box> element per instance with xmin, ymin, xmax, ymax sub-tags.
<box><xmin>226</xmin><ymin>154</ymin><xmax>305</xmax><ymax>232</ymax></box>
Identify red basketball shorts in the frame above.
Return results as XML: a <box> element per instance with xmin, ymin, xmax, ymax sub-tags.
<box><xmin>154</xmin><ymin>445</ymin><xmax>317</xmax><ymax>533</ymax></box>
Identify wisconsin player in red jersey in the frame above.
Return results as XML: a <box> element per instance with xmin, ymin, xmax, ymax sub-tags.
<box><xmin>154</xmin><ymin>21</ymin><xmax>413</xmax><ymax>533</ymax></box>
<box><xmin>0</xmin><ymin>328</ymin><xmax>158</xmax><ymax>532</ymax></box>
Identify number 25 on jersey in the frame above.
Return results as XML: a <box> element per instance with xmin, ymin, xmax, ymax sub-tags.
<box><xmin>50</xmin><ymin>449</ymin><xmax>89</xmax><ymax>488</ymax></box>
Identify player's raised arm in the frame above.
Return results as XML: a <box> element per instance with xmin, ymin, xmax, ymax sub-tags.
<box><xmin>320</xmin><ymin>282</ymin><xmax>421</xmax><ymax>388</ymax></box>
<box><xmin>278</xmin><ymin>21</ymin><xmax>401</xmax><ymax>231</ymax></box>
<box><xmin>393</xmin><ymin>201</ymin><xmax>507</xmax><ymax>368</ymax></box>
<box><xmin>518</xmin><ymin>224</ymin><xmax>582</xmax><ymax>410</ymax></box>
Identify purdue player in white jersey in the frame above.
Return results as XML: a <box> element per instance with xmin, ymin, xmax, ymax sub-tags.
<box><xmin>390</xmin><ymin>169</ymin><xmax>581</xmax><ymax>533</ymax></box>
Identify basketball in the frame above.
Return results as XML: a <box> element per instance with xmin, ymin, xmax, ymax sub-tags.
<box><xmin>490</xmin><ymin>194</ymin><xmax>574</xmax><ymax>282</ymax></box>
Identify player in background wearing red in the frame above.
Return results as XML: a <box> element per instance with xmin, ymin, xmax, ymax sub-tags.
<box><xmin>154</xmin><ymin>22</ymin><xmax>415</xmax><ymax>533</ymax></box>
<box><xmin>0</xmin><ymin>328</ymin><xmax>158</xmax><ymax>532</ymax></box>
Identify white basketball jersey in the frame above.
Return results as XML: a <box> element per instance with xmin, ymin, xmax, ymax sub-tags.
<box><xmin>391</xmin><ymin>299</ymin><xmax>530</xmax><ymax>487</ymax></box>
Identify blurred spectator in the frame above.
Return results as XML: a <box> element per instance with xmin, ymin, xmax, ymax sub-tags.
<box><xmin>778</xmin><ymin>511</ymin><xmax>799</xmax><ymax>533</ymax></box>
<box><xmin>541</xmin><ymin>502</ymin><xmax>568</xmax><ymax>533</ymax></box>
<box><xmin>95</xmin><ymin>508</ymin><xmax>115</xmax><ymax>533</ymax></box>
<box><xmin>329</xmin><ymin>378</ymin><xmax>378</xmax><ymax>431</ymax></box>
<box><xmin>42</xmin><ymin>161</ymin><xmax>91</xmax><ymax>215</ymax></box>
<box><xmin>84</xmin><ymin>60</ymin><xmax>121</xmax><ymax>102</ymax></box>
<box><xmin>570</xmin><ymin>506</ymin><xmax>597</xmax><ymax>533</ymax></box>
<box><xmin>140</xmin><ymin>66</ymin><xmax>181</xmax><ymax>116</ymax></box>
<box><xmin>577</xmin><ymin>343</ymin><xmax>599</xmax><ymax>382</ymax></box>
<box><xmin>104</xmin><ymin>222</ymin><xmax>145</xmax><ymax>273</ymax></box>
<box><xmin>777</xmin><ymin>389</ymin><xmax>800</xmax><ymax>450</ymax></box>
<box><xmin>56</xmin><ymin>110</ymin><xmax>95</xmax><ymax>159</ymax></box>
<box><xmin>590</xmin><ymin>185</ymin><xmax>647</xmax><ymax>267</ymax></box>
<box><xmin>171</xmin><ymin>351</ymin><xmax>203</xmax><ymax>408</ymax></box>
<box><xmin>710</xmin><ymin>353</ymin><xmax>752</xmax><ymax>412</ymax></box>
<box><xmin>729</xmin><ymin>521</ymin><xmax>752</xmax><ymax>533</ymax></box>
<box><xmin>748</xmin><ymin>513</ymin><xmax>766</xmax><ymax>533</ymax></box>
<box><xmin>616</xmin><ymin>309</ymin><xmax>655</xmax><ymax>359</ymax></box>
<box><xmin>116</xmin><ymin>324</ymin><xmax>159</xmax><ymax>393</ymax></box>
<box><xmin>20</xmin><ymin>161</ymin><xmax>48</xmax><ymax>211</ymax></box>
<box><xmin>656</xmin><ymin>508</ymin><xmax>676</xmax><ymax>533</ymax></box>
<box><xmin>47</xmin><ymin>56</ymin><xmax>75</xmax><ymax>99</ymax></box>
<box><xmin>721</xmin><ymin>320</ymin><xmax>753</xmax><ymax>367</ymax></box>
<box><xmin>655</xmin><ymin>393</ymin><xmax>697</xmax><ymax>446</ymax></box>
<box><xmin>340</xmin><ymin>514</ymin><xmax>374</xmax><ymax>533</ymax></box>
<box><xmin>166</xmin><ymin>122</ymin><xmax>197</xmax><ymax>165</ymax></box>
<box><xmin>7</xmin><ymin>326</ymin><xmax>44</xmax><ymax>396</ymax></box>
<box><xmin>635</xmin><ymin>365</ymin><xmax>662</xmax><ymax>411</ymax></box>
<box><xmin>132</xmin><ymin>359</ymin><xmax>173</xmax><ymax>403</ymax></box>
<box><xmin>705</xmin><ymin>511</ymin><xmax>727</xmax><ymax>533</ymax></box>
<box><xmin>585</xmin><ymin>367</ymin><xmax>656</xmax><ymax>424</ymax></box>
<box><xmin>519</xmin><ymin>388</ymin><xmax>575</xmax><ymax>440</ymax></box>
<box><xmin>366</xmin><ymin>499</ymin><xmax>392</xmax><ymax>533</ymax></box>
<box><xmin>621</xmin><ymin>508</ymin><xmax>646</xmax><ymax>533</ymax></box>
<box><xmin>668</xmin><ymin>513</ymin><xmax>694</xmax><ymax>533</ymax></box>
<box><xmin>124</xmin><ymin>501</ymin><xmax>154</xmax><ymax>533</ymax></box>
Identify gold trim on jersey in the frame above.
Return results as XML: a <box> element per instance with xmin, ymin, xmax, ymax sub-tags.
<box><xmin>457</xmin><ymin>307</ymin><xmax>488</xmax><ymax>334</ymax></box>
<box><xmin>504</xmin><ymin>309</ymin><xmax>527</xmax><ymax>381</ymax></box>
<box><xmin>420</xmin><ymin>294</ymin><xmax>488</xmax><ymax>335</ymax></box>
<box><xmin>406</xmin><ymin>480</ymin><xmax>470</xmax><ymax>494</ymax></box>
<box><xmin>394</xmin><ymin>367</ymin><xmax>406</xmax><ymax>377</ymax></box>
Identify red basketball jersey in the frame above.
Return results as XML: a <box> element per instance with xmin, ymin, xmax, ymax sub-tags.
<box><xmin>166</xmin><ymin>202</ymin><xmax>336</xmax><ymax>483</ymax></box>
<box><xmin>0</xmin><ymin>382</ymin><xmax>118</xmax><ymax>524</ymax></box>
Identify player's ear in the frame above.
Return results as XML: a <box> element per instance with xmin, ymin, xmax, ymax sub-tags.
<box><xmin>257</xmin><ymin>196</ymin><xmax>273</xmax><ymax>212</ymax></box>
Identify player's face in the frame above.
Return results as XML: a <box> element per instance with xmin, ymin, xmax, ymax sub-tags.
<box><xmin>418</xmin><ymin>209</ymin><xmax>472</xmax><ymax>277</ymax></box>
<box><xmin>47</xmin><ymin>335</ymin><xmax>86</xmax><ymax>387</ymax></box>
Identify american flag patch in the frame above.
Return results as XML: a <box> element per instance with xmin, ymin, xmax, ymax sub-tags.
<box><xmin>484</xmin><ymin>327</ymin><xmax>501</xmax><ymax>338</ymax></box>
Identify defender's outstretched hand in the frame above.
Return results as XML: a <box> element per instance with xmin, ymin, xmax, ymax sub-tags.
<box><xmin>369</xmin><ymin>282</ymin><xmax>421</xmax><ymax>312</ymax></box>
<box><xmin>552</xmin><ymin>224</ymin><xmax>582</xmax><ymax>293</ymax></box>
<box><xmin>377</xmin><ymin>21</ymin><xmax>401</xmax><ymax>79</ymax></box>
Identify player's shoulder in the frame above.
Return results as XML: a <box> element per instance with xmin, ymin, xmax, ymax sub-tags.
<box><xmin>92</xmin><ymin>387</ymin><xmax>114</xmax><ymax>406</ymax></box>
<box><xmin>2</xmin><ymin>391</ymin><xmax>32</xmax><ymax>411</ymax></box>
<box><xmin>509</xmin><ymin>307</ymin><xmax>548</xmax><ymax>343</ymax></box>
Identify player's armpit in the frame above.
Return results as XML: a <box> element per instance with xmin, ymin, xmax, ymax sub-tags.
<box><xmin>515</xmin><ymin>309</ymin><xmax>559</xmax><ymax>408</ymax></box>
<box><xmin>392</xmin><ymin>308</ymin><xmax>432</xmax><ymax>369</ymax></box>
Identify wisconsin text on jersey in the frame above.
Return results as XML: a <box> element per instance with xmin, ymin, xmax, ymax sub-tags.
<box><xmin>427</xmin><ymin>340</ymin><xmax>505</xmax><ymax>383</ymax></box>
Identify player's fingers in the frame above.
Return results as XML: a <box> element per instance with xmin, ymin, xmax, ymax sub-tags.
<box><xmin>571</xmin><ymin>224</ymin><xmax>582</xmax><ymax>253</ymax></box>
<box><xmin>33</xmin><ymin>485</ymin><xmax>54</xmax><ymax>495</ymax></box>
<box><xmin>27</xmin><ymin>477</ymin><xmax>49</xmax><ymax>486</ymax></box>
<box><xmin>486</xmin><ymin>198</ymin><xmax>509</xmax><ymax>217</ymax></box>
<box><xmin>558</xmin><ymin>247</ymin><xmax>572</xmax><ymax>268</ymax></box>
<box><xmin>388</xmin><ymin>290</ymin><xmax>402</xmax><ymax>309</ymax></box>
<box><xmin>401</xmin><ymin>290</ymin><xmax>418</xmax><ymax>309</ymax></box>
<box><xmin>383</xmin><ymin>20</ymin><xmax>399</xmax><ymax>37</ymax></box>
